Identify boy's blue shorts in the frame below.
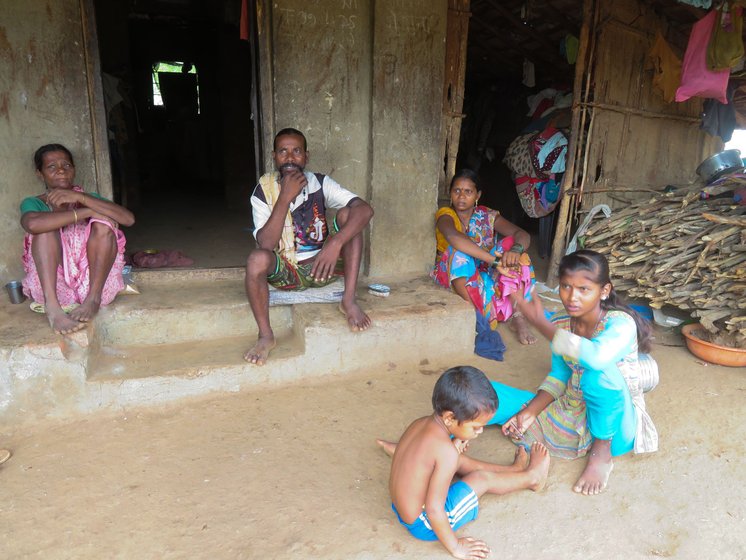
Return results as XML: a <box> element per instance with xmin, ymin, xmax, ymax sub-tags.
<box><xmin>391</xmin><ymin>480</ymin><xmax>479</xmax><ymax>541</ymax></box>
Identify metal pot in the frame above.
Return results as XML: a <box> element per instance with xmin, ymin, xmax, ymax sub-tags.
<box><xmin>696</xmin><ymin>149</ymin><xmax>743</xmax><ymax>183</ymax></box>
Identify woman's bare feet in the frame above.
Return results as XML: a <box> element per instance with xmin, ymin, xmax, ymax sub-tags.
<box><xmin>525</xmin><ymin>442</ymin><xmax>550</xmax><ymax>491</ymax></box>
<box><xmin>339</xmin><ymin>301</ymin><xmax>371</xmax><ymax>332</ymax></box>
<box><xmin>574</xmin><ymin>443</ymin><xmax>614</xmax><ymax>495</ymax></box>
<box><xmin>69</xmin><ymin>296</ymin><xmax>101</xmax><ymax>323</ymax></box>
<box><xmin>509</xmin><ymin>313</ymin><xmax>537</xmax><ymax>345</ymax></box>
<box><xmin>244</xmin><ymin>335</ymin><xmax>276</xmax><ymax>366</ymax></box>
<box><xmin>375</xmin><ymin>438</ymin><xmax>397</xmax><ymax>457</ymax></box>
<box><xmin>47</xmin><ymin>308</ymin><xmax>86</xmax><ymax>335</ymax></box>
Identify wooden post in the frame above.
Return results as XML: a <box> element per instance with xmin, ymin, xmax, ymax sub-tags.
<box><xmin>249</xmin><ymin>0</ymin><xmax>265</xmax><ymax>178</ymax></box>
<box><xmin>255</xmin><ymin>0</ymin><xmax>275</xmax><ymax>176</ymax></box>
<box><xmin>439</xmin><ymin>0</ymin><xmax>470</xmax><ymax>200</ymax></box>
<box><xmin>546</xmin><ymin>0</ymin><xmax>596</xmax><ymax>287</ymax></box>
<box><xmin>79</xmin><ymin>0</ymin><xmax>113</xmax><ymax>200</ymax></box>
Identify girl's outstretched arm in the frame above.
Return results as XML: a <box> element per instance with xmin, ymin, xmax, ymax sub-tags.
<box><xmin>511</xmin><ymin>288</ymin><xmax>556</xmax><ymax>340</ymax></box>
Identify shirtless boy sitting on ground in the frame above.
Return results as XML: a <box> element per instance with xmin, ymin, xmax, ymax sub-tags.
<box><xmin>377</xmin><ymin>366</ymin><xmax>550</xmax><ymax>559</ymax></box>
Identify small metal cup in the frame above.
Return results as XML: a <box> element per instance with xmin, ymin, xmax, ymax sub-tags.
<box><xmin>4</xmin><ymin>281</ymin><xmax>26</xmax><ymax>304</ymax></box>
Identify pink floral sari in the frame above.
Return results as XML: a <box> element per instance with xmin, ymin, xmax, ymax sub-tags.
<box><xmin>22</xmin><ymin>187</ymin><xmax>126</xmax><ymax>307</ymax></box>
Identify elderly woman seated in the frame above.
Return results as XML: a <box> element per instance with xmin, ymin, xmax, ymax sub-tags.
<box><xmin>19</xmin><ymin>144</ymin><xmax>134</xmax><ymax>334</ymax></box>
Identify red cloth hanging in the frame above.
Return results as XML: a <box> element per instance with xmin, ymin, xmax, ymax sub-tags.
<box><xmin>240</xmin><ymin>0</ymin><xmax>250</xmax><ymax>41</ymax></box>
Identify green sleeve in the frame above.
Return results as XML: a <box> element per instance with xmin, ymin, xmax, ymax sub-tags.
<box><xmin>20</xmin><ymin>197</ymin><xmax>48</xmax><ymax>214</ymax></box>
<box><xmin>20</xmin><ymin>191</ymin><xmax>109</xmax><ymax>215</ymax></box>
<box><xmin>88</xmin><ymin>192</ymin><xmax>108</xmax><ymax>202</ymax></box>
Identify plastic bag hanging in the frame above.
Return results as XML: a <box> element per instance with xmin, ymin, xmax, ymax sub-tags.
<box><xmin>707</xmin><ymin>2</ymin><xmax>744</xmax><ymax>70</ymax></box>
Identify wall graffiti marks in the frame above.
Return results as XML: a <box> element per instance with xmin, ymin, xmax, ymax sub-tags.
<box><xmin>385</xmin><ymin>11</ymin><xmax>434</xmax><ymax>35</ymax></box>
<box><xmin>276</xmin><ymin>6</ymin><xmax>360</xmax><ymax>34</ymax></box>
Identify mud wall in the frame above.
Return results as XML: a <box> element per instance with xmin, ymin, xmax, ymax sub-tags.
<box><xmin>263</xmin><ymin>0</ymin><xmax>447</xmax><ymax>277</ymax></box>
<box><xmin>0</xmin><ymin>2</ymin><xmax>98</xmax><ymax>283</ymax></box>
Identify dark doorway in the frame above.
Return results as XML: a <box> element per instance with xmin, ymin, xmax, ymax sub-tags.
<box><xmin>455</xmin><ymin>1</ymin><xmax>581</xmax><ymax>261</ymax></box>
<box><xmin>93</xmin><ymin>0</ymin><xmax>258</xmax><ymax>268</ymax></box>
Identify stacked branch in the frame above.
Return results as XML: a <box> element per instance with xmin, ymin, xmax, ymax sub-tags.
<box><xmin>580</xmin><ymin>188</ymin><xmax>746</xmax><ymax>348</ymax></box>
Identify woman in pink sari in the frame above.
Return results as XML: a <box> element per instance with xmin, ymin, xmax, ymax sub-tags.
<box><xmin>20</xmin><ymin>144</ymin><xmax>134</xmax><ymax>334</ymax></box>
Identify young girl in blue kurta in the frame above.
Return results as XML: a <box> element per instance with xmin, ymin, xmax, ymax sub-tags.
<box><xmin>486</xmin><ymin>250</ymin><xmax>658</xmax><ymax>495</ymax></box>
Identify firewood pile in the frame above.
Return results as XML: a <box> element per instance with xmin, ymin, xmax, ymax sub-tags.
<box><xmin>580</xmin><ymin>187</ymin><xmax>746</xmax><ymax>348</ymax></box>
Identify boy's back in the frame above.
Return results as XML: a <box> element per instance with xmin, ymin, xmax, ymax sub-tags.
<box><xmin>389</xmin><ymin>415</ymin><xmax>458</xmax><ymax>524</ymax></box>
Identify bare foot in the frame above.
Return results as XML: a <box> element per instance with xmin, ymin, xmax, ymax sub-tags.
<box><xmin>243</xmin><ymin>335</ymin><xmax>276</xmax><ymax>366</ymax></box>
<box><xmin>339</xmin><ymin>301</ymin><xmax>371</xmax><ymax>332</ymax></box>
<box><xmin>509</xmin><ymin>313</ymin><xmax>537</xmax><ymax>345</ymax></box>
<box><xmin>0</xmin><ymin>449</ymin><xmax>11</xmax><ymax>466</ymax></box>
<box><xmin>512</xmin><ymin>445</ymin><xmax>529</xmax><ymax>470</ymax></box>
<box><xmin>69</xmin><ymin>297</ymin><xmax>101</xmax><ymax>323</ymax></box>
<box><xmin>573</xmin><ymin>452</ymin><xmax>614</xmax><ymax>495</ymax></box>
<box><xmin>525</xmin><ymin>442</ymin><xmax>550</xmax><ymax>491</ymax></box>
<box><xmin>375</xmin><ymin>438</ymin><xmax>397</xmax><ymax>457</ymax></box>
<box><xmin>47</xmin><ymin>309</ymin><xmax>86</xmax><ymax>335</ymax></box>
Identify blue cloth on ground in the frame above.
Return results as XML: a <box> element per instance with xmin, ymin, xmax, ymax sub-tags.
<box><xmin>392</xmin><ymin>480</ymin><xmax>479</xmax><ymax>541</ymax></box>
<box><xmin>474</xmin><ymin>311</ymin><xmax>505</xmax><ymax>361</ymax></box>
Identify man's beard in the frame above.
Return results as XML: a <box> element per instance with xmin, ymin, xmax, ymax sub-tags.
<box><xmin>278</xmin><ymin>162</ymin><xmax>304</xmax><ymax>176</ymax></box>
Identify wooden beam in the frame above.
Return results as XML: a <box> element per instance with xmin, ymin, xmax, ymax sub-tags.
<box><xmin>543</xmin><ymin>0</ymin><xmax>582</xmax><ymax>35</ymax></box>
<box><xmin>482</xmin><ymin>0</ymin><xmax>570</xmax><ymax>68</ymax></box>
<box><xmin>470</xmin><ymin>17</ymin><xmax>566</xmax><ymax>76</ymax></box>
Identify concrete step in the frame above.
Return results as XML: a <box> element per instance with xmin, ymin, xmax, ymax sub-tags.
<box><xmin>0</xmin><ymin>273</ymin><xmax>475</xmax><ymax>425</ymax></box>
<box><xmin>87</xmin><ymin>330</ymin><xmax>302</xmax><ymax>381</ymax></box>
<box><xmin>93</xmin><ymin>279</ymin><xmax>292</xmax><ymax>346</ymax></box>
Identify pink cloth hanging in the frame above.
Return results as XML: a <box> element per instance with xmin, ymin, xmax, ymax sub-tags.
<box><xmin>676</xmin><ymin>10</ymin><xmax>730</xmax><ymax>104</ymax></box>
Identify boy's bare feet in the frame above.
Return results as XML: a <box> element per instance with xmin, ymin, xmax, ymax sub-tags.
<box><xmin>574</xmin><ymin>451</ymin><xmax>614</xmax><ymax>495</ymax></box>
<box><xmin>375</xmin><ymin>438</ymin><xmax>396</xmax><ymax>457</ymax></box>
<box><xmin>47</xmin><ymin>309</ymin><xmax>86</xmax><ymax>335</ymax></box>
<box><xmin>69</xmin><ymin>296</ymin><xmax>101</xmax><ymax>323</ymax></box>
<box><xmin>339</xmin><ymin>301</ymin><xmax>371</xmax><ymax>332</ymax></box>
<box><xmin>525</xmin><ymin>442</ymin><xmax>550</xmax><ymax>491</ymax></box>
<box><xmin>509</xmin><ymin>313</ymin><xmax>537</xmax><ymax>345</ymax></box>
<box><xmin>244</xmin><ymin>335</ymin><xmax>276</xmax><ymax>366</ymax></box>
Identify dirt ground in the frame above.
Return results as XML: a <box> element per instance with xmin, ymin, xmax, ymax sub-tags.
<box><xmin>1</xmin><ymin>329</ymin><xmax>745</xmax><ymax>559</ymax></box>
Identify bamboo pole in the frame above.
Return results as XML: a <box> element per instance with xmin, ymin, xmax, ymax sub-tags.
<box><xmin>576</xmin><ymin>105</ymin><xmax>596</xmax><ymax>209</ymax></box>
<box><xmin>581</xmin><ymin>101</ymin><xmax>702</xmax><ymax>123</ymax></box>
<box><xmin>547</xmin><ymin>0</ymin><xmax>596</xmax><ymax>287</ymax></box>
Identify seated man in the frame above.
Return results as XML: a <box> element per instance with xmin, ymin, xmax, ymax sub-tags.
<box><xmin>244</xmin><ymin>128</ymin><xmax>374</xmax><ymax>365</ymax></box>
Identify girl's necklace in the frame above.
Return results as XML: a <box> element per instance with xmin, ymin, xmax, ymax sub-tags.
<box><xmin>571</xmin><ymin>309</ymin><xmax>605</xmax><ymax>338</ymax></box>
